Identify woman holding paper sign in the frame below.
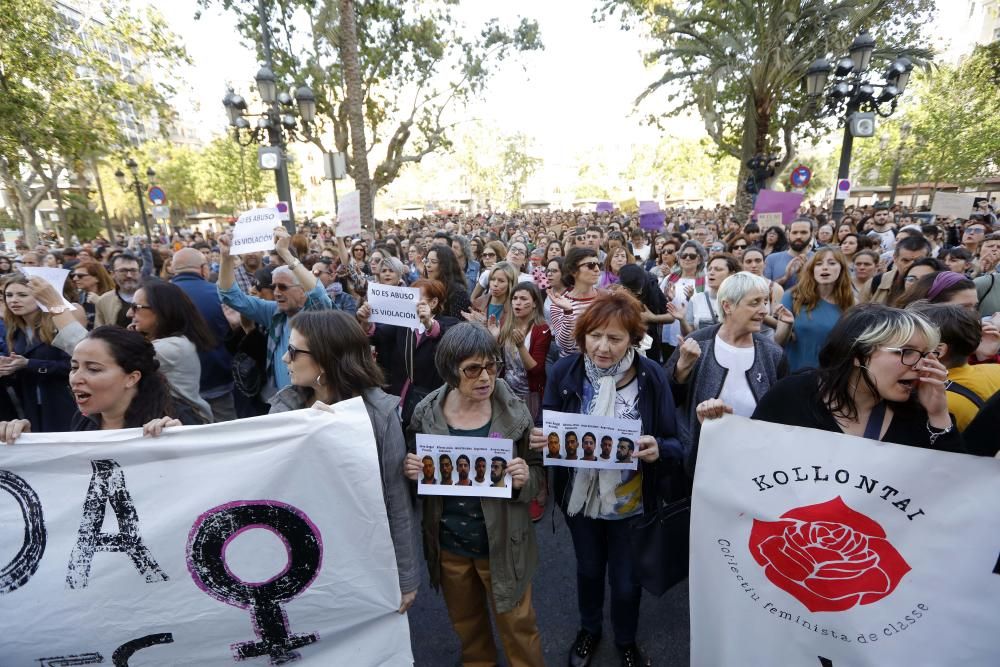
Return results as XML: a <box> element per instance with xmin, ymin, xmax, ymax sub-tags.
<box><xmin>268</xmin><ymin>309</ymin><xmax>422</xmax><ymax>615</ymax></box>
<box><xmin>0</xmin><ymin>274</ymin><xmax>77</xmax><ymax>432</ymax></box>
<box><xmin>404</xmin><ymin>322</ymin><xmax>545</xmax><ymax>667</ymax></box>
<box><xmin>531</xmin><ymin>290</ymin><xmax>685</xmax><ymax>667</ymax></box>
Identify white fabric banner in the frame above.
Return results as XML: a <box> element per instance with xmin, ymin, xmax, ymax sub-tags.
<box><xmin>0</xmin><ymin>401</ymin><xmax>413</xmax><ymax>665</ymax></box>
<box><xmin>231</xmin><ymin>208</ymin><xmax>279</xmax><ymax>255</ymax></box>
<box><xmin>690</xmin><ymin>416</ymin><xmax>1000</xmax><ymax>666</ymax></box>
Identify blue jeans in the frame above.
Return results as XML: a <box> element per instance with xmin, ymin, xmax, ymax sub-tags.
<box><xmin>565</xmin><ymin>512</ymin><xmax>642</xmax><ymax>647</ymax></box>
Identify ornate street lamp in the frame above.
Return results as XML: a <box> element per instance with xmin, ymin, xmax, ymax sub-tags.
<box><xmin>114</xmin><ymin>159</ymin><xmax>155</xmax><ymax>243</ymax></box>
<box><xmin>804</xmin><ymin>31</ymin><xmax>915</xmax><ymax>221</ymax></box>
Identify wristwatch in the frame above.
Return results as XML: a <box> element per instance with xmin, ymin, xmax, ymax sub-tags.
<box><xmin>286</xmin><ymin>259</ymin><xmax>301</xmax><ymax>271</ymax></box>
<box><xmin>49</xmin><ymin>305</ymin><xmax>72</xmax><ymax>314</ymax></box>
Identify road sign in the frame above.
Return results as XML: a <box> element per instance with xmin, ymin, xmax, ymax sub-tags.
<box><xmin>148</xmin><ymin>186</ymin><xmax>166</xmax><ymax>205</ymax></box>
<box><xmin>835</xmin><ymin>179</ymin><xmax>851</xmax><ymax>200</ymax></box>
<box><xmin>275</xmin><ymin>201</ymin><xmax>290</xmax><ymax>222</ymax></box>
<box><xmin>152</xmin><ymin>205</ymin><xmax>170</xmax><ymax>220</ymax></box>
<box><xmin>789</xmin><ymin>165</ymin><xmax>812</xmax><ymax>188</ymax></box>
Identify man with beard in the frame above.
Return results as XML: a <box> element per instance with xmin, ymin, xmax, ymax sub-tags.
<box><xmin>546</xmin><ymin>432</ymin><xmax>562</xmax><ymax>459</ymax></box>
<box><xmin>600</xmin><ymin>435</ymin><xmax>614</xmax><ymax>460</ymax></box>
<box><xmin>472</xmin><ymin>456</ymin><xmax>488</xmax><ymax>486</ymax></box>
<box><xmin>95</xmin><ymin>253</ymin><xmax>143</xmax><ymax>328</ymax></box>
<box><xmin>420</xmin><ymin>455</ymin><xmax>437</xmax><ymax>484</ymax></box>
<box><xmin>765</xmin><ymin>218</ymin><xmax>814</xmax><ymax>289</ymax></box>
<box><xmin>868</xmin><ymin>204</ymin><xmax>897</xmax><ymax>253</ymax></box>
<box><xmin>581</xmin><ymin>432</ymin><xmax>598</xmax><ymax>461</ymax></box>
<box><xmin>233</xmin><ymin>251</ymin><xmax>263</xmax><ymax>294</ymax></box>
<box><xmin>455</xmin><ymin>454</ymin><xmax>473</xmax><ymax>486</ymax></box>
<box><xmin>439</xmin><ymin>454</ymin><xmax>454</xmax><ymax>485</ymax></box>
<box><xmin>616</xmin><ymin>437</ymin><xmax>635</xmax><ymax>464</ymax></box>
<box><xmin>490</xmin><ymin>456</ymin><xmax>507</xmax><ymax>488</ymax></box>
<box><xmin>564</xmin><ymin>430</ymin><xmax>579</xmax><ymax>460</ymax></box>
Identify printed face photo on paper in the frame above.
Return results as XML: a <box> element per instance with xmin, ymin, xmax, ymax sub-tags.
<box><xmin>541</xmin><ymin>410</ymin><xmax>640</xmax><ymax>471</ymax></box>
<box><xmin>415</xmin><ymin>434</ymin><xmax>513</xmax><ymax>499</ymax></box>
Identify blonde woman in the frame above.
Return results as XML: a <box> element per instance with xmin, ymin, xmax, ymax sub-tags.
<box><xmin>774</xmin><ymin>248</ymin><xmax>855</xmax><ymax>372</ymax></box>
<box><xmin>467</xmin><ymin>261</ymin><xmax>518</xmax><ymax>332</ymax></box>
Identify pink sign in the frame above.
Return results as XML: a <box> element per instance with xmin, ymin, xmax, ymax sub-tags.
<box><xmin>753</xmin><ymin>190</ymin><xmax>805</xmax><ymax>225</ymax></box>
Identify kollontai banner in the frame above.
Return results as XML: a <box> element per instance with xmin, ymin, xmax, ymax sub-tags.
<box><xmin>691</xmin><ymin>416</ymin><xmax>1000</xmax><ymax>666</ymax></box>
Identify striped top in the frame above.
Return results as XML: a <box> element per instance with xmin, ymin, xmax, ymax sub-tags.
<box><xmin>550</xmin><ymin>290</ymin><xmax>600</xmax><ymax>356</ymax></box>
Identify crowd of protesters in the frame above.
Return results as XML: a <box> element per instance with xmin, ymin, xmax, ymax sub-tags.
<box><xmin>0</xmin><ymin>195</ymin><xmax>998</xmax><ymax>666</ymax></box>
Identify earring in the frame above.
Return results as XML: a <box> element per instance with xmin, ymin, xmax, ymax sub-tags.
<box><xmin>315</xmin><ymin>372</ymin><xmax>325</xmax><ymax>386</ymax></box>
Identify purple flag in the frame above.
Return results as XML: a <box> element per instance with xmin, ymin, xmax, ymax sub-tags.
<box><xmin>595</xmin><ymin>201</ymin><xmax>614</xmax><ymax>212</ymax></box>
<box><xmin>753</xmin><ymin>190</ymin><xmax>805</xmax><ymax>225</ymax></box>
<box><xmin>639</xmin><ymin>211</ymin><xmax>666</xmax><ymax>231</ymax></box>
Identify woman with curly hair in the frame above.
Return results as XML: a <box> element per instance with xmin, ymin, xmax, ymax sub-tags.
<box><xmin>774</xmin><ymin>248</ymin><xmax>855</xmax><ymax>372</ymax></box>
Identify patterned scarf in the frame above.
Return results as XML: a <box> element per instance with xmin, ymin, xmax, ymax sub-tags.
<box><xmin>568</xmin><ymin>348</ymin><xmax>635</xmax><ymax>518</ymax></box>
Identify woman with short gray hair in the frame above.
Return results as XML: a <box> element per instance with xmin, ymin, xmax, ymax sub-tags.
<box><xmin>377</xmin><ymin>255</ymin><xmax>407</xmax><ymax>286</ymax></box>
<box><xmin>664</xmin><ymin>271</ymin><xmax>787</xmax><ymax>471</ymax></box>
<box><xmin>404</xmin><ymin>322</ymin><xmax>544</xmax><ymax>666</ymax></box>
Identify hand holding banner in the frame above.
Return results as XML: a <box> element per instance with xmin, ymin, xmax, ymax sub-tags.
<box><xmin>231</xmin><ymin>208</ymin><xmax>280</xmax><ymax>255</ymax></box>
<box><xmin>19</xmin><ymin>266</ymin><xmax>75</xmax><ymax>312</ymax></box>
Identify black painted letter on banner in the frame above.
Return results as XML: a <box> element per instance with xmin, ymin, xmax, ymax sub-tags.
<box><xmin>0</xmin><ymin>469</ymin><xmax>46</xmax><ymax>594</ymax></box>
<box><xmin>66</xmin><ymin>459</ymin><xmax>167</xmax><ymax>589</ymax></box>
<box><xmin>186</xmin><ymin>500</ymin><xmax>323</xmax><ymax>663</ymax></box>
<box><xmin>112</xmin><ymin>633</ymin><xmax>174</xmax><ymax>666</ymax></box>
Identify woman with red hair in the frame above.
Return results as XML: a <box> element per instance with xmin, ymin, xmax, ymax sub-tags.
<box><xmin>528</xmin><ymin>290</ymin><xmax>686</xmax><ymax>666</ymax></box>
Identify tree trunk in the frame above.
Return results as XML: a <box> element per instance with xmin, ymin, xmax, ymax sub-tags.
<box><xmin>17</xmin><ymin>203</ymin><xmax>39</xmax><ymax>247</ymax></box>
<box><xmin>338</xmin><ymin>0</ymin><xmax>374</xmax><ymax>230</ymax></box>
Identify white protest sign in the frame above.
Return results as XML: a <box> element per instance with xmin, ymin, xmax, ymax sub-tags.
<box><xmin>368</xmin><ymin>283</ymin><xmax>424</xmax><ymax>332</ymax></box>
<box><xmin>757</xmin><ymin>212</ymin><xmax>783</xmax><ymax>229</ymax></box>
<box><xmin>0</xmin><ymin>403</ymin><xmax>413</xmax><ymax>665</ymax></box>
<box><xmin>416</xmin><ymin>433</ymin><xmax>513</xmax><ymax>498</ymax></box>
<box><xmin>541</xmin><ymin>410</ymin><xmax>641</xmax><ymax>470</ymax></box>
<box><xmin>231</xmin><ymin>207</ymin><xmax>279</xmax><ymax>255</ymax></box>
<box><xmin>337</xmin><ymin>191</ymin><xmax>362</xmax><ymax>237</ymax></box>
<box><xmin>930</xmin><ymin>192</ymin><xmax>976</xmax><ymax>219</ymax></box>
<box><xmin>691</xmin><ymin>416</ymin><xmax>1000</xmax><ymax>666</ymax></box>
<box><xmin>19</xmin><ymin>266</ymin><xmax>75</xmax><ymax>312</ymax></box>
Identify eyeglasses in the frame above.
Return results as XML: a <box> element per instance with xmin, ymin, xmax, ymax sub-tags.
<box><xmin>545</xmin><ymin>268</ymin><xmax>559</xmax><ymax>273</ymax></box>
<box><xmin>578</xmin><ymin>260</ymin><xmax>600</xmax><ymax>270</ymax></box>
<box><xmin>126</xmin><ymin>303</ymin><xmax>153</xmax><ymax>313</ymax></box>
<box><xmin>965</xmin><ymin>227</ymin><xmax>986</xmax><ymax>234</ymax></box>
<box><xmin>882</xmin><ymin>347</ymin><xmax>936</xmax><ymax>367</ymax></box>
<box><xmin>460</xmin><ymin>359</ymin><xmax>502</xmax><ymax>379</ymax></box>
<box><xmin>481</xmin><ymin>251</ymin><xmax>496</xmax><ymax>258</ymax></box>
<box><xmin>733</xmin><ymin>244</ymin><xmax>748</xmax><ymax>250</ymax></box>
<box><xmin>287</xmin><ymin>344</ymin><xmax>313</xmax><ymax>362</ymax></box>
<box><xmin>114</xmin><ymin>268</ymin><xmax>140</xmax><ymax>275</ymax></box>
<box><xmin>70</xmin><ymin>273</ymin><xmax>89</xmax><ymax>279</ymax></box>
<box><xmin>679</xmin><ymin>254</ymin><xmax>699</xmax><ymax>260</ymax></box>
<box><xmin>272</xmin><ymin>282</ymin><xmax>299</xmax><ymax>292</ymax></box>
<box><xmin>508</xmin><ymin>247</ymin><xmax>526</xmax><ymax>255</ymax></box>
<box><xmin>662</xmin><ymin>248</ymin><xmax>675</xmax><ymax>255</ymax></box>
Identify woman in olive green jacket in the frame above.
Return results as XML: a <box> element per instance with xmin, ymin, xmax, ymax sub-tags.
<box><xmin>405</xmin><ymin>322</ymin><xmax>545</xmax><ymax>667</ymax></box>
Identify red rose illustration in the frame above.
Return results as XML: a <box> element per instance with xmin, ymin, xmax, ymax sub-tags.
<box><xmin>748</xmin><ymin>496</ymin><xmax>910</xmax><ymax>612</ymax></box>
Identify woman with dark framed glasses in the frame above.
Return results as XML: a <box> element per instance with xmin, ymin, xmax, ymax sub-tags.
<box><xmin>269</xmin><ymin>309</ymin><xmax>422</xmax><ymax>616</ymax></box>
<box><xmin>404</xmin><ymin>322</ymin><xmax>544</xmax><ymax>667</ymax></box>
<box><xmin>700</xmin><ymin>304</ymin><xmax>963</xmax><ymax>452</ymax></box>
<box><xmin>549</xmin><ymin>247</ymin><xmax>604</xmax><ymax>356</ymax></box>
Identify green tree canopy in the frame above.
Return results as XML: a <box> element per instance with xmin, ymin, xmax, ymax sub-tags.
<box><xmin>199</xmin><ymin>0</ymin><xmax>542</xmax><ymax>193</ymax></box>
<box><xmin>599</xmin><ymin>0</ymin><xmax>934</xmax><ymax>212</ymax></box>
<box><xmin>853</xmin><ymin>42</ymin><xmax>1000</xmax><ymax>195</ymax></box>
<box><xmin>0</xmin><ymin>0</ymin><xmax>188</xmax><ymax>243</ymax></box>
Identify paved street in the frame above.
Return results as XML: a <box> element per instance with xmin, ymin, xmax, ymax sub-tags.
<box><xmin>407</xmin><ymin>501</ymin><xmax>691</xmax><ymax>666</ymax></box>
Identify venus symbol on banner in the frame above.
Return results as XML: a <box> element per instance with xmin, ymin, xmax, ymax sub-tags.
<box><xmin>0</xmin><ymin>403</ymin><xmax>413</xmax><ymax>665</ymax></box>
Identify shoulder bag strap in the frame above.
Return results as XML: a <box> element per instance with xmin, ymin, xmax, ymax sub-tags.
<box><xmin>945</xmin><ymin>380</ymin><xmax>985</xmax><ymax>408</ymax></box>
